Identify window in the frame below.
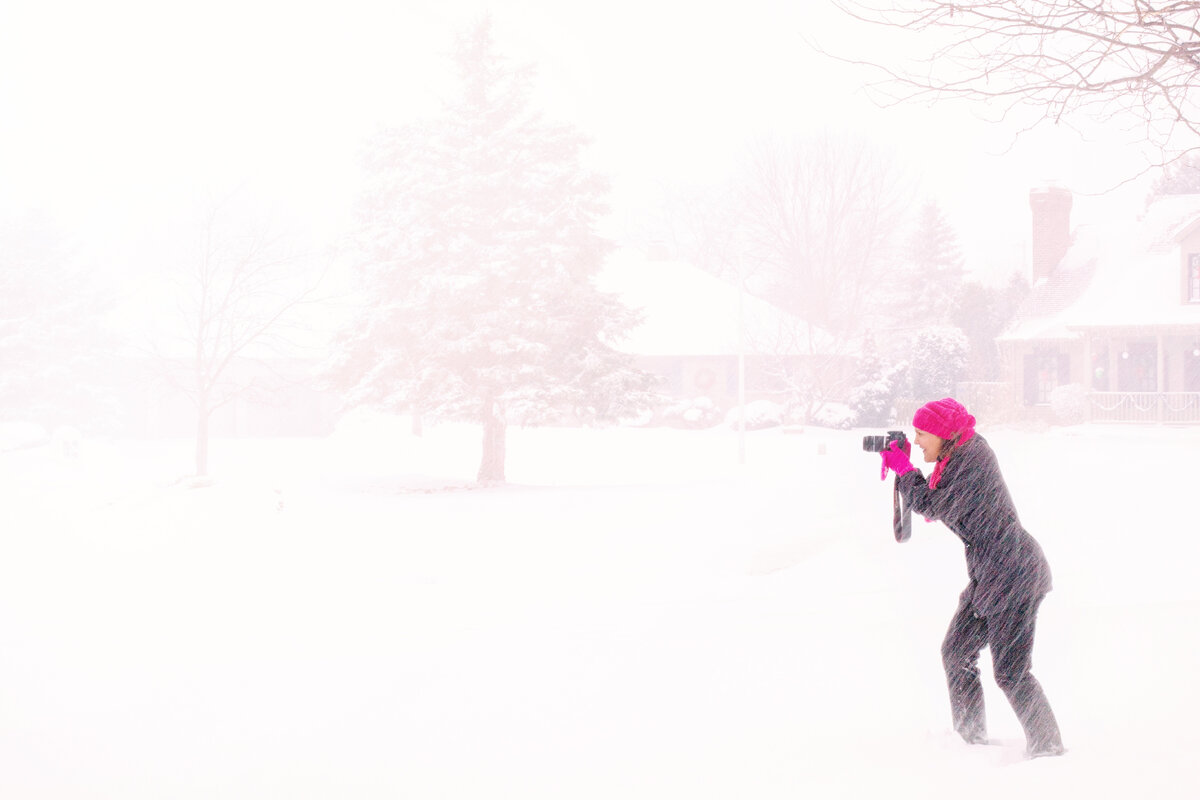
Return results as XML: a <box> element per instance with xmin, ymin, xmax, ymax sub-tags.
<box><xmin>1190</xmin><ymin>254</ymin><xmax>1200</xmax><ymax>303</ymax></box>
<box><xmin>1023</xmin><ymin>352</ymin><xmax>1069</xmax><ymax>405</ymax></box>
<box><xmin>1117</xmin><ymin>342</ymin><xmax>1157</xmax><ymax>392</ymax></box>
<box><xmin>1186</xmin><ymin>345</ymin><xmax>1200</xmax><ymax>392</ymax></box>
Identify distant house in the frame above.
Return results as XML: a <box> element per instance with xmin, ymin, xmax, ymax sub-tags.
<box><xmin>109</xmin><ymin>249</ymin><xmax>850</xmax><ymax>436</ymax></box>
<box><xmin>596</xmin><ymin>248</ymin><xmax>852</xmax><ymax>408</ymax></box>
<box><xmin>996</xmin><ymin>186</ymin><xmax>1200</xmax><ymax>423</ymax></box>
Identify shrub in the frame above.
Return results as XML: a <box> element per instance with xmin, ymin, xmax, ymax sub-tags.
<box><xmin>724</xmin><ymin>400</ymin><xmax>784</xmax><ymax>430</ymax></box>
<box><xmin>658</xmin><ymin>396</ymin><xmax>722</xmax><ymax>429</ymax></box>
<box><xmin>1049</xmin><ymin>383</ymin><xmax>1088</xmax><ymax>425</ymax></box>
<box><xmin>812</xmin><ymin>402</ymin><xmax>856</xmax><ymax>430</ymax></box>
<box><xmin>911</xmin><ymin>326</ymin><xmax>970</xmax><ymax>399</ymax></box>
<box><xmin>849</xmin><ymin>361</ymin><xmax>910</xmax><ymax>426</ymax></box>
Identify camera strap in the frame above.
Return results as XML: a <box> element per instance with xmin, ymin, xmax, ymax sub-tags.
<box><xmin>893</xmin><ymin>478</ymin><xmax>911</xmax><ymax>543</ymax></box>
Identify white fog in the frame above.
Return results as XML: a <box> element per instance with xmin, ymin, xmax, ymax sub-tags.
<box><xmin>2</xmin><ymin>1</ymin><xmax>1198</xmax><ymax>798</ymax></box>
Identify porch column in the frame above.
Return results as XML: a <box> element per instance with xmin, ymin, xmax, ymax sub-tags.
<box><xmin>1109</xmin><ymin>339</ymin><xmax>1119</xmax><ymax>392</ymax></box>
<box><xmin>1082</xmin><ymin>336</ymin><xmax>1093</xmax><ymax>421</ymax></box>
<box><xmin>1158</xmin><ymin>331</ymin><xmax>1166</xmax><ymax>422</ymax></box>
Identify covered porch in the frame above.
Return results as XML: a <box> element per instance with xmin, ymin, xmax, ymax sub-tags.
<box><xmin>1075</xmin><ymin>321</ymin><xmax>1195</xmax><ymax>422</ymax></box>
<box><xmin>1080</xmin><ymin>326</ymin><xmax>1200</xmax><ymax>389</ymax></box>
<box><xmin>995</xmin><ymin>323</ymin><xmax>1200</xmax><ymax>424</ymax></box>
<box><xmin>1078</xmin><ymin>324</ymin><xmax>1200</xmax><ymax>422</ymax></box>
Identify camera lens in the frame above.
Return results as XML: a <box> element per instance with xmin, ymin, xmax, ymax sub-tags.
<box><xmin>862</xmin><ymin>435</ymin><xmax>884</xmax><ymax>452</ymax></box>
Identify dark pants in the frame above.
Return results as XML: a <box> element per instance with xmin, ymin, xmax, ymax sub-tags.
<box><xmin>941</xmin><ymin>593</ymin><xmax>1063</xmax><ymax>751</ymax></box>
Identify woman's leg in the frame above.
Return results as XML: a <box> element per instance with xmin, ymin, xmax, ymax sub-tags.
<box><xmin>942</xmin><ymin>596</ymin><xmax>989</xmax><ymax>743</ymax></box>
<box><xmin>988</xmin><ymin>595</ymin><xmax>1064</xmax><ymax>756</ymax></box>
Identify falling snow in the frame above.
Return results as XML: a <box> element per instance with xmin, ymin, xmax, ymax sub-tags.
<box><xmin>2</xmin><ymin>419</ymin><xmax>1196</xmax><ymax>798</ymax></box>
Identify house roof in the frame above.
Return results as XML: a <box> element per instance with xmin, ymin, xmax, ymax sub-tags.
<box><xmin>998</xmin><ymin>225</ymin><xmax>1100</xmax><ymax>341</ymax></box>
<box><xmin>998</xmin><ymin>194</ymin><xmax>1200</xmax><ymax>341</ymax></box>
<box><xmin>595</xmin><ymin>248</ymin><xmax>837</xmax><ymax>357</ymax></box>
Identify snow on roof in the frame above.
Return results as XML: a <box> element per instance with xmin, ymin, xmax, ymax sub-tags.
<box><xmin>595</xmin><ymin>248</ymin><xmax>835</xmax><ymax>357</ymax></box>
<box><xmin>1066</xmin><ymin>195</ymin><xmax>1200</xmax><ymax>329</ymax></box>
<box><xmin>1067</xmin><ymin>247</ymin><xmax>1200</xmax><ymax>329</ymax></box>
<box><xmin>999</xmin><ymin>225</ymin><xmax>1100</xmax><ymax>342</ymax></box>
<box><xmin>999</xmin><ymin>194</ymin><xmax>1200</xmax><ymax>340</ymax></box>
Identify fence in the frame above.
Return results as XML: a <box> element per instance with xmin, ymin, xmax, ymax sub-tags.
<box><xmin>1088</xmin><ymin>392</ymin><xmax>1200</xmax><ymax>423</ymax></box>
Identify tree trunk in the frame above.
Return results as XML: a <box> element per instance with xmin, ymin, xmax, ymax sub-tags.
<box><xmin>195</xmin><ymin>408</ymin><xmax>210</xmax><ymax>477</ymax></box>
<box><xmin>477</xmin><ymin>404</ymin><xmax>506</xmax><ymax>483</ymax></box>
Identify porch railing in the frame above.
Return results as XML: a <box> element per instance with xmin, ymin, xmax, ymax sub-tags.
<box><xmin>1088</xmin><ymin>392</ymin><xmax>1200</xmax><ymax>423</ymax></box>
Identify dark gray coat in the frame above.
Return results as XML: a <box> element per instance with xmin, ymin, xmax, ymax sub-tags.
<box><xmin>897</xmin><ymin>434</ymin><xmax>1052</xmax><ymax>618</ymax></box>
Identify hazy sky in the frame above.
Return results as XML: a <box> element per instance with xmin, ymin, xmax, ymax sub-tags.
<box><xmin>0</xmin><ymin>0</ymin><xmax>1158</xmax><ymax>285</ymax></box>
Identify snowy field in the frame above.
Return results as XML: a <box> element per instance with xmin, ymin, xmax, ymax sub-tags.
<box><xmin>2</xmin><ymin>416</ymin><xmax>1197</xmax><ymax>799</ymax></box>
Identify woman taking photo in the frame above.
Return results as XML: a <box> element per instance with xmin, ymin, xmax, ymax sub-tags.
<box><xmin>879</xmin><ymin>397</ymin><xmax>1065</xmax><ymax>759</ymax></box>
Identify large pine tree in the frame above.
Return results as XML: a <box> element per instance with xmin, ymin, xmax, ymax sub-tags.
<box><xmin>331</xmin><ymin>19</ymin><xmax>653</xmax><ymax>482</ymax></box>
<box><xmin>904</xmin><ymin>199</ymin><xmax>966</xmax><ymax>317</ymax></box>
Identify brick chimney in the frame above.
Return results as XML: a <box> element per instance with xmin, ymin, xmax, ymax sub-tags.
<box><xmin>1029</xmin><ymin>184</ymin><xmax>1072</xmax><ymax>285</ymax></box>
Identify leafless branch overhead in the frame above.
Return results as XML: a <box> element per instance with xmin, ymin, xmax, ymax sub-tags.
<box><xmin>832</xmin><ymin>1</ymin><xmax>1200</xmax><ymax>158</ymax></box>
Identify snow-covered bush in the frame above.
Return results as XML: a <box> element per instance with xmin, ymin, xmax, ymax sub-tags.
<box><xmin>911</xmin><ymin>326</ymin><xmax>970</xmax><ymax>399</ymax></box>
<box><xmin>1049</xmin><ymin>383</ymin><xmax>1089</xmax><ymax>425</ymax></box>
<box><xmin>812</xmin><ymin>403</ymin><xmax>855</xmax><ymax>430</ymax></box>
<box><xmin>657</xmin><ymin>396</ymin><xmax>722</xmax><ymax>429</ymax></box>
<box><xmin>723</xmin><ymin>400</ymin><xmax>784</xmax><ymax>431</ymax></box>
<box><xmin>849</xmin><ymin>361</ymin><xmax>910</xmax><ymax>426</ymax></box>
<box><xmin>618</xmin><ymin>408</ymin><xmax>656</xmax><ymax>427</ymax></box>
<box><xmin>783</xmin><ymin>404</ymin><xmax>809</xmax><ymax>426</ymax></box>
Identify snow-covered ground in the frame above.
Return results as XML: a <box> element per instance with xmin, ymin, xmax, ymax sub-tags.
<box><xmin>2</xmin><ymin>416</ymin><xmax>1197</xmax><ymax>799</ymax></box>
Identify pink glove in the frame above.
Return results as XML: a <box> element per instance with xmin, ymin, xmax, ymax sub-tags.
<box><xmin>880</xmin><ymin>440</ymin><xmax>915</xmax><ymax>480</ymax></box>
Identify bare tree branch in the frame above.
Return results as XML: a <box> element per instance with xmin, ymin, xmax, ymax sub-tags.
<box><xmin>156</xmin><ymin>196</ymin><xmax>331</xmax><ymax>475</ymax></box>
<box><xmin>830</xmin><ymin>0</ymin><xmax>1200</xmax><ymax>176</ymax></box>
<box><xmin>661</xmin><ymin>131</ymin><xmax>913</xmax><ymax>421</ymax></box>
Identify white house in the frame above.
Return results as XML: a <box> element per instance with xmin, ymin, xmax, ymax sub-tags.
<box><xmin>997</xmin><ymin>187</ymin><xmax>1200</xmax><ymax>423</ymax></box>
<box><xmin>596</xmin><ymin>247</ymin><xmax>849</xmax><ymax>407</ymax></box>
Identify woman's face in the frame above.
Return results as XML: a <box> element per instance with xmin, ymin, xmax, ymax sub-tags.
<box><xmin>913</xmin><ymin>428</ymin><xmax>946</xmax><ymax>463</ymax></box>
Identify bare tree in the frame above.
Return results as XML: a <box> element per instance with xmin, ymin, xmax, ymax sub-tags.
<box><xmin>736</xmin><ymin>133</ymin><xmax>911</xmax><ymax>335</ymax></box>
<box><xmin>156</xmin><ymin>199</ymin><xmax>326</xmax><ymax>476</ymax></box>
<box><xmin>663</xmin><ymin>131</ymin><xmax>913</xmax><ymax>419</ymax></box>
<box><xmin>1148</xmin><ymin>149</ymin><xmax>1200</xmax><ymax>197</ymax></box>
<box><xmin>834</xmin><ymin>1</ymin><xmax>1200</xmax><ymax>168</ymax></box>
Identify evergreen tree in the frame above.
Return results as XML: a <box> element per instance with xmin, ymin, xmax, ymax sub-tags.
<box><xmin>330</xmin><ymin>19</ymin><xmax>653</xmax><ymax>482</ymax></box>
<box><xmin>951</xmin><ymin>272</ymin><xmax>1029</xmax><ymax>380</ymax></box>
<box><xmin>903</xmin><ymin>200</ymin><xmax>966</xmax><ymax>320</ymax></box>
<box><xmin>0</xmin><ymin>215</ymin><xmax>116</xmax><ymax>431</ymax></box>
<box><xmin>848</xmin><ymin>332</ymin><xmax>909</xmax><ymax>426</ymax></box>
<box><xmin>910</xmin><ymin>325</ymin><xmax>969</xmax><ymax>400</ymax></box>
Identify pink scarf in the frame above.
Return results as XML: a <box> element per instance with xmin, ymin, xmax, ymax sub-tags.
<box><xmin>927</xmin><ymin>428</ymin><xmax>975</xmax><ymax>490</ymax></box>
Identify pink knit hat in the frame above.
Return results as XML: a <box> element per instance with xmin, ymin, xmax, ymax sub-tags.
<box><xmin>912</xmin><ymin>397</ymin><xmax>976</xmax><ymax>442</ymax></box>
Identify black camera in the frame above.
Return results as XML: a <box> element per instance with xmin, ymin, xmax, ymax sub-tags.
<box><xmin>862</xmin><ymin>430</ymin><xmax>907</xmax><ymax>452</ymax></box>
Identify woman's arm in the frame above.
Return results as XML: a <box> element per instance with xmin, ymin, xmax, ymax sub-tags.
<box><xmin>897</xmin><ymin>441</ymin><xmax>996</xmax><ymax>524</ymax></box>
